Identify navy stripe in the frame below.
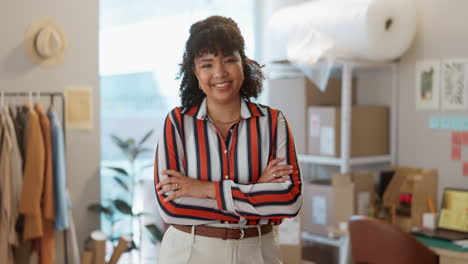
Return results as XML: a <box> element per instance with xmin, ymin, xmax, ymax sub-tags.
<box><xmin>163</xmin><ymin>117</ymin><xmax>171</xmax><ymax>169</ymax></box>
<box><xmin>217</xmin><ymin>133</ymin><xmax>224</xmax><ymax>181</ymax></box>
<box><xmin>219</xmin><ymin>182</ymin><xmax>227</xmax><ymax>210</ymax></box>
<box><xmin>170</xmin><ymin>110</ymin><xmax>181</xmax><ymax>139</ymax></box>
<box><xmin>254</xmin><ymin>103</ymin><xmax>265</xmax><ymax>116</ymax></box>
<box><xmin>234</xmin><ymin>125</ymin><xmax>239</xmax><ymax>182</ymax></box>
<box><xmin>204</xmin><ymin>120</ymin><xmax>212</xmax><ymax>181</ymax></box>
<box><xmin>283</xmin><ymin>112</ymin><xmax>291</xmax><ymax>167</ymax></box>
<box><xmin>193</xmin><ymin>118</ymin><xmax>201</xmax><ymax>179</ymax></box>
<box><xmin>246</xmin><ymin>120</ymin><xmax>253</xmax><ymax>183</ymax></box>
<box><xmin>256</xmin><ymin>117</ymin><xmax>262</xmax><ymax>180</ymax></box>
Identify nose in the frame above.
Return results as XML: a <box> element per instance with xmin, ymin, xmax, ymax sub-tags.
<box><xmin>214</xmin><ymin>64</ymin><xmax>228</xmax><ymax>78</ymax></box>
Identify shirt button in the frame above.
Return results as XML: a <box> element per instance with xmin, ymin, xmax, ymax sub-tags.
<box><xmin>225</xmin><ymin>175</ymin><xmax>229</xmax><ymax>179</ymax></box>
<box><xmin>224</xmin><ymin>150</ymin><xmax>228</xmax><ymax>154</ymax></box>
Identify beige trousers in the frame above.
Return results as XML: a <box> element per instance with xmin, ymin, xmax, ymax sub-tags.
<box><xmin>159</xmin><ymin>225</ymin><xmax>283</xmax><ymax>264</ymax></box>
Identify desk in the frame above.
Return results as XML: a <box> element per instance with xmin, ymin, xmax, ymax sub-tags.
<box><xmin>414</xmin><ymin>235</ymin><xmax>468</xmax><ymax>264</ymax></box>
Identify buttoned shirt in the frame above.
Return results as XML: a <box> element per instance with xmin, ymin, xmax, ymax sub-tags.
<box><xmin>154</xmin><ymin>98</ymin><xmax>302</xmax><ymax>226</ymax></box>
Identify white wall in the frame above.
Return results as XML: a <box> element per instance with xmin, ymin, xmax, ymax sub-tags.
<box><xmin>358</xmin><ymin>0</ymin><xmax>468</xmax><ymax>203</ymax></box>
<box><xmin>1</xmin><ymin>0</ymin><xmax>100</xmax><ymax>261</ymax></box>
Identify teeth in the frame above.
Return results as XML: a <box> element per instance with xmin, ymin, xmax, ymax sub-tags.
<box><xmin>214</xmin><ymin>82</ymin><xmax>229</xmax><ymax>87</ymax></box>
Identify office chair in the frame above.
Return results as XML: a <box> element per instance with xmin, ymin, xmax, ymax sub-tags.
<box><xmin>348</xmin><ymin>216</ymin><xmax>439</xmax><ymax>264</ymax></box>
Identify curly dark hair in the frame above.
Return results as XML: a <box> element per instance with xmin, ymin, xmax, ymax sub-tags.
<box><xmin>177</xmin><ymin>16</ymin><xmax>264</xmax><ymax>109</ymax></box>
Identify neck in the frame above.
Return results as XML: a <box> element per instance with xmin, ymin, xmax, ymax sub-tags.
<box><xmin>206</xmin><ymin>97</ymin><xmax>241</xmax><ymax>123</ymax></box>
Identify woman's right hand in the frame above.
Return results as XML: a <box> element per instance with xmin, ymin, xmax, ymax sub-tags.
<box><xmin>257</xmin><ymin>157</ymin><xmax>293</xmax><ymax>183</ymax></box>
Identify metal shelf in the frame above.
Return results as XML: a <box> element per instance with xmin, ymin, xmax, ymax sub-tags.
<box><xmin>298</xmin><ymin>154</ymin><xmax>392</xmax><ymax>166</ymax></box>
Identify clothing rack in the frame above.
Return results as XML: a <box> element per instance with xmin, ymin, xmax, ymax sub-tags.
<box><xmin>1</xmin><ymin>91</ymin><xmax>69</xmax><ymax>264</ymax></box>
<box><xmin>1</xmin><ymin>91</ymin><xmax>67</xmax><ymax>139</ymax></box>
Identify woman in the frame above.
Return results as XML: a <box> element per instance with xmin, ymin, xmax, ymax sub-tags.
<box><xmin>154</xmin><ymin>16</ymin><xmax>302</xmax><ymax>264</ymax></box>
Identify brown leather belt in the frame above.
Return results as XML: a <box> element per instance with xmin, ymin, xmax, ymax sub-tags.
<box><xmin>172</xmin><ymin>224</ymin><xmax>273</xmax><ymax>240</ymax></box>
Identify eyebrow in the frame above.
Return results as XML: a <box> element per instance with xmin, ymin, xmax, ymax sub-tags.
<box><xmin>197</xmin><ymin>58</ymin><xmax>214</xmax><ymax>65</ymax></box>
<box><xmin>196</xmin><ymin>54</ymin><xmax>236</xmax><ymax>65</ymax></box>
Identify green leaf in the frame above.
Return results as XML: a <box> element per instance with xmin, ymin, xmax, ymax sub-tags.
<box><xmin>138</xmin><ymin>130</ymin><xmax>154</xmax><ymax>147</ymax></box>
<box><xmin>87</xmin><ymin>204</ymin><xmax>113</xmax><ymax>216</ymax></box>
<box><xmin>113</xmin><ymin>199</ymin><xmax>133</xmax><ymax>215</ymax></box>
<box><xmin>113</xmin><ymin>176</ymin><xmax>129</xmax><ymax>191</ymax></box>
<box><xmin>106</xmin><ymin>167</ymin><xmax>129</xmax><ymax>177</ymax></box>
<box><xmin>110</xmin><ymin>134</ymin><xmax>128</xmax><ymax>150</ymax></box>
<box><xmin>146</xmin><ymin>224</ymin><xmax>164</xmax><ymax>241</ymax></box>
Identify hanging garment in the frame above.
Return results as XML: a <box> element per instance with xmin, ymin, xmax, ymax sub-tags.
<box><xmin>48</xmin><ymin>107</ymin><xmax>69</xmax><ymax>230</ymax></box>
<box><xmin>35</xmin><ymin>103</ymin><xmax>55</xmax><ymax>264</ymax></box>
<box><xmin>2</xmin><ymin>106</ymin><xmax>24</xmax><ymax>264</ymax></box>
<box><xmin>0</xmin><ymin>110</ymin><xmax>14</xmax><ymax>263</ymax></box>
<box><xmin>13</xmin><ymin>105</ymin><xmax>29</xmax><ymax>167</ymax></box>
<box><xmin>18</xmin><ymin>104</ymin><xmax>45</xmax><ymax>240</ymax></box>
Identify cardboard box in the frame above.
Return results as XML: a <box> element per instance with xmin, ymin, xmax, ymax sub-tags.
<box><xmin>267</xmin><ymin>77</ymin><xmax>357</xmax><ymax>154</ymax></box>
<box><xmin>382</xmin><ymin>167</ymin><xmax>438</xmax><ymax>231</ymax></box>
<box><xmin>279</xmin><ymin>217</ymin><xmax>302</xmax><ymax>264</ymax></box>
<box><xmin>306</xmin><ymin>78</ymin><xmax>357</xmax><ymax>106</ymax></box>
<box><xmin>280</xmin><ymin>245</ymin><xmax>302</xmax><ymax>264</ymax></box>
<box><xmin>301</xmin><ymin>172</ymin><xmax>375</xmax><ymax>236</ymax></box>
<box><xmin>307</xmin><ymin>105</ymin><xmax>389</xmax><ymax>157</ymax></box>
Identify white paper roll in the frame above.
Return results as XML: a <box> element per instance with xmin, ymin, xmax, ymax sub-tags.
<box><xmin>266</xmin><ymin>0</ymin><xmax>417</xmax><ymax>63</ymax></box>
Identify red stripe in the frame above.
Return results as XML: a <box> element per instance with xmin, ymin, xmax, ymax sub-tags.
<box><xmin>196</xmin><ymin>120</ymin><xmax>208</xmax><ymax>181</ymax></box>
<box><xmin>248</xmin><ymin>102</ymin><xmax>261</xmax><ymax>116</ymax></box>
<box><xmin>165</xmin><ymin>117</ymin><xmax>178</xmax><ymax>170</ymax></box>
<box><xmin>232</xmin><ymin>189</ymin><xmax>300</xmax><ymax>204</ymax></box>
<box><xmin>250</xmin><ymin>118</ymin><xmax>260</xmax><ymax>182</ymax></box>
<box><xmin>269</xmin><ymin>109</ymin><xmax>279</xmax><ymax>160</ymax></box>
<box><xmin>186</xmin><ymin>105</ymin><xmax>199</xmax><ymax>116</ymax></box>
<box><xmin>158</xmin><ymin>197</ymin><xmax>238</xmax><ymax>221</ymax></box>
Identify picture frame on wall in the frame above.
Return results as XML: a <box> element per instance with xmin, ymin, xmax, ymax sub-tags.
<box><xmin>441</xmin><ymin>59</ymin><xmax>468</xmax><ymax>110</ymax></box>
<box><xmin>415</xmin><ymin>60</ymin><xmax>440</xmax><ymax>110</ymax></box>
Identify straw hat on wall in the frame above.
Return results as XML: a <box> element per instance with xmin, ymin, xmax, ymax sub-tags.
<box><xmin>24</xmin><ymin>18</ymin><xmax>68</xmax><ymax>67</ymax></box>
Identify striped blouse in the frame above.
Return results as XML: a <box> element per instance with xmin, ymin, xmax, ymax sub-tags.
<box><xmin>154</xmin><ymin>97</ymin><xmax>302</xmax><ymax>226</ymax></box>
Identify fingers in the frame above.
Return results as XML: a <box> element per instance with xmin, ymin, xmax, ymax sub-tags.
<box><xmin>156</xmin><ymin>177</ymin><xmax>174</xmax><ymax>189</ymax></box>
<box><xmin>157</xmin><ymin>183</ymin><xmax>179</xmax><ymax>195</ymax></box>
<box><xmin>161</xmin><ymin>169</ymin><xmax>183</xmax><ymax>177</ymax></box>
<box><xmin>272</xmin><ymin>176</ymin><xmax>291</xmax><ymax>183</ymax></box>
<box><xmin>163</xmin><ymin>191</ymin><xmax>183</xmax><ymax>202</ymax></box>
<box><xmin>266</xmin><ymin>158</ymin><xmax>285</xmax><ymax>169</ymax></box>
<box><xmin>271</xmin><ymin>165</ymin><xmax>293</xmax><ymax>174</ymax></box>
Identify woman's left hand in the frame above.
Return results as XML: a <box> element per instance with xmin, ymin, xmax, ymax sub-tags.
<box><xmin>156</xmin><ymin>170</ymin><xmax>215</xmax><ymax>202</ymax></box>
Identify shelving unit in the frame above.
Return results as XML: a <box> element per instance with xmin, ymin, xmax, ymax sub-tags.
<box><xmin>269</xmin><ymin>59</ymin><xmax>399</xmax><ymax>264</ymax></box>
<box><xmin>290</xmin><ymin>59</ymin><xmax>399</xmax><ymax>174</ymax></box>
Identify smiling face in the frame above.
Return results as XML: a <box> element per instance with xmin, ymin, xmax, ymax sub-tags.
<box><xmin>193</xmin><ymin>50</ymin><xmax>244</xmax><ymax>105</ymax></box>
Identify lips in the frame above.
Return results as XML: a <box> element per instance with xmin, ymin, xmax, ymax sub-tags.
<box><xmin>213</xmin><ymin>81</ymin><xmax>233</xmax><ymax>89</ymax></box>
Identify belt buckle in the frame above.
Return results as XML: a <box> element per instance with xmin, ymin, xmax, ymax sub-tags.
<box><xmin>238</xmin><ymin>227</ymin><xmax>245</xmax><ymax>240</ymax></box>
